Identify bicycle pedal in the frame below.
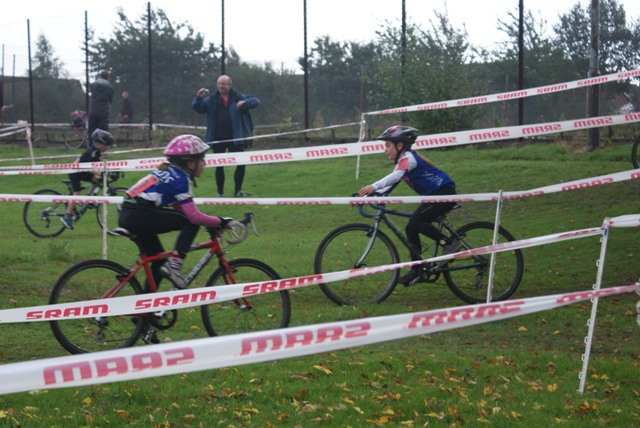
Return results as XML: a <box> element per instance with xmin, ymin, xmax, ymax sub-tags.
<box><xmin>402</xmin><ymin>276</ymin><xmax>423</xmax><ymax>287</ymax></box>
<box><xmin>141</xmin><ymin>328</ymin><xmax>160</xmax><ymax>344</ymax></box>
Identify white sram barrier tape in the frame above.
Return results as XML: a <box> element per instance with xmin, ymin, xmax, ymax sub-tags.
<box><xmin>0</xmin><ymin>123</ymin><xmax>28</xmax><ymax>139</ymax></box>
<box><xmin>3</xmin><ymin>218</ymin><xmax>633</xmax><ymax>324</ymax></box>
<box><xmin>366</xmin><ymin>68</ymin><xmax>640</xmax><ymax>116</ymax></box>
<box><xmin>0</xmin><ymin>283</ymin><xmax>637</xmax><ymax>395</ymax></box>
<box><xmin>0</xmin><ymin>169</ymin><xmax>639</xmax><ymax>206</ymax></box>
<box><xmin>1</xmin><ymin>112</ymin><xmax>640</xmax><ymax>175</ymax></box>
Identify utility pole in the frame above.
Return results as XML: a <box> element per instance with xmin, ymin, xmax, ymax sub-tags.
<box><xmin>586</xmin><ymin>0</ymin><xmax>600</xmax><ymax>151</ymax></box>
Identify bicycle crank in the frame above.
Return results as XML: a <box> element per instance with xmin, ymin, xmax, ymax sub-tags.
<box><xmin>148</xmin><ymin>309</ymin><xmax>178</xmax><ymax>330</ymax></box>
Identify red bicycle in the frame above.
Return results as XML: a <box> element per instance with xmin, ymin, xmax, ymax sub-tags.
<box><xmin>63</xmin><ymin>109</ymin><xmax>89</xmax><ymax>149</ymax></box>
<box><xmin>49</xmin><ymin>212</ymin><xmax>291</xmax><ymax>354</ymax></box>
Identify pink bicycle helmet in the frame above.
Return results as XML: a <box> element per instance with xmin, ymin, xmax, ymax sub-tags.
<box><xmin>163</xmin><ymin>135</ymin><xmax>210</xmax><ymax>158</ymax></box>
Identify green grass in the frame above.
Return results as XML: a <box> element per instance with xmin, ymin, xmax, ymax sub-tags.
<box><xmin>0</xmin><ymin>139</ymin><xmax>639</xmax><ymax>426</ymax></box>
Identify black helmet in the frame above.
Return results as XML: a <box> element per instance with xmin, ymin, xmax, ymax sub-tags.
<box><xmin>91</xmin><ymin>129</ymin><xmax>116</xmax><ymax>147</ymax></box>
<box><xmin>377</xmin><ymin>125</ymin><xmax>418</xmax><ymax>148</ymax></box>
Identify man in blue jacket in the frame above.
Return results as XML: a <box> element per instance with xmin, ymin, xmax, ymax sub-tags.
<box><xmin>192</xmin><ymin>75</ymin><xmax>260</xmax><ymax>197</ymax></box>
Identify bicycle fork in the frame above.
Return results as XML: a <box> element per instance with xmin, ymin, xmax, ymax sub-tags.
<box><xmin>353</xmin><ymin>221</ymin><xmax>387</xmax><ymax>269</ymax></box>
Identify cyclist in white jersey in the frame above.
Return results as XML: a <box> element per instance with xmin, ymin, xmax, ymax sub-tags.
<box><xmin>359</xmin><ymin>125</ymin><xmax>460</xmax><ymax>286</ymax></box>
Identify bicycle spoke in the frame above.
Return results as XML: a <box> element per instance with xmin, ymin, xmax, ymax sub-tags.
<box><xmin>201</xmin><ymin>259</ymin><xmax>290</xmax><ymax>336</ymax></box>
<box><xmin>49</xmin><ymin>260</ymin><xmax>144</xmax><ymax>354</ymax></box>
<box><xmin>314</xmin><ymin>223</ymin><xmax>400</xmax><ymax>305</ymax></box>
<box><xmin>443</xmin><ymin>222</ymin><xmax>524</xmax><ymax>303</ymax></box>
<box><xmin>23</xmin><ymin>189</ymin><xmax>67</xmax><ymax>238</ymax></box>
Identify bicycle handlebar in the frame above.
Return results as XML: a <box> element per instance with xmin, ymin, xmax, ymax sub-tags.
<box><xmin>351</xmin><ymin>193</ymin><xmax>411</xmax><ymax>219</ymax></box>
<box><xmin>239</xmin><ymin>211</ymin><xmax>259</xmax><ymax>238</ymax></box>
<box><xmin>208</xmin><ymin>212</ymin><xmax>258</xmax><ymax>245</ymax></box>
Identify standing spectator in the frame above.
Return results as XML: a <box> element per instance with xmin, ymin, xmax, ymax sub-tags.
<box><xmin>88</xmin><ymin>70</ymin><xmax>114</xmax><ymax>143</ymax></box>
<box><xmin>119</xmin><ymin>91</ymin><xmax>134</xmax><ymax>123</ymax></box>
<box><xmin>192</xmin><ymin>74</ymin><xmax>259</xmax><ymax>197</ymax></box>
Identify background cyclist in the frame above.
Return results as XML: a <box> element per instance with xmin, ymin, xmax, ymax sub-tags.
<box><xmin>61</xmin><ymin>129</ymin><xmax>116</xmax><ymax>229</ymax></box>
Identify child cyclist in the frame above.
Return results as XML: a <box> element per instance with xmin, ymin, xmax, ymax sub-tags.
<box><xmin>358</xmin><ymin>125</ymin><xmax>461</xmax><ymax>286</ymax></box>
<box><xmin>61</xmin><ymin>128</ymin><xmax>116</xmax><ymax>229</ymax></box>
<box><xmin>119</xmin><ymin>135</ymin><xmax>225</xmax><ymax>289</ymax></box>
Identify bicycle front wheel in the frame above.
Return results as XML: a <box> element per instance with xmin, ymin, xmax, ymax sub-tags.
<box><xmin>443</xmin><ymin>222</ymin><xmax>524</xmax><ymax>304</ymax></box>
<box><xmin>201</xmin><ymin>258</ymin><xmax>291</xmax><ymax>336</ymax></box>
<box><xmin>314</xmin><ymin>223</ymin><xmax>400</xmax><ymax>305</ymax></box>
<box><xmin>632</xmin><ymin>135</ymin><xmax>640</xmax><ymax>169</ymax></box>
<box><xmin>23</xmin><ymin>189</ymin><xmax>67</xmax><ymax>238</ymax></box>
<box><xmin>63</xmin><ymin>125</ymin><xmax>87</xmax><ymax>149</ymax></box>
<box><xmin>96</xmin><ymin>187</ymin><xmax>128</xmax><ymax>235</ymax></box>
<box><xmin>49</xmin><ymin>259</ymin><xmax>145</xmax><ymax>354</ymax></box>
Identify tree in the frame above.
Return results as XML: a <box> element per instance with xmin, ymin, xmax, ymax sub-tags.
<box><xmin>302</xmin><ymin>36</ymin><xmax>377</xmax><ymax>124</ymax></box>
<box><xmin>31</xmin><ymin>33</ymin><xmax>69</xmax><ymax>79</ymax></box>
<box><xmin>555</xmin><ymin>0</ymin><xmax>640</xmax><ymax>75</ymax></box>
<box><xmin>555</xmin><ymin>0</ymin><xmax>640</xmax><ymax>118</ymax></box>
<box><xmin>89</xmin><ymin>7</ymin><xmax>220</xmax><ymax>124</ymax></box>
<box><xmin>367</xmin><ymin>12</ymin><xmax>485</xmax><ymax>134</ymax></box>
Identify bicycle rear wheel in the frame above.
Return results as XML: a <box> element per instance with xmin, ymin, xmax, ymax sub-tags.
<box><xmin>443</xmin><ymin>221</ymin><xmax>524</xmax><ymax>304</ymax></box>
<box><xmin>23</xmin><ymin>189</ymin><xmax>67</xmax><ymax>238</ymax></box>
<box><xmin>314</xmin><ymin>223</ymin><xmax>400</xmax><ymax>305</ymax></box>
<box><xmin>49</xmin><ymin>259</ymin><xmax>145</xmax><ymax>354</ymax></box>
<box><xmin>96</xmin><ymin>187</ymin><xmax>128</xmax><ymax>235</ymax></box>
<box><xmin>632</xmin><ymin>135</ymin><xmax>640</xmax><ymax>169</ymax></box>
<box><xmin>201</xmin><ymin>258</ymin><xmax>290</xmax><ymax>336</ymax></box>
<box><xmin>63</xmin><ymin>125</ymin><xmax>87</xmax><ymax>149</ymax></box>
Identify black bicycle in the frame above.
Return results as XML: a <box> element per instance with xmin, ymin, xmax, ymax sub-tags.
<box><xmin>314</xmin><ymin>199</ymin><xmax>524</xmax><ymax>305</ymax></box>
<box><xmin>632</xmin><ymin>135</ymin><xmax>640</xmax><ymax>169</ymax></box>
<box><xmin>23</xmin><ymin>172</ymin><xmax>127</xmax><ymax>238</ymax></box>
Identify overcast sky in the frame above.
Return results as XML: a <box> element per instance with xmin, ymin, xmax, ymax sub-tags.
<box><xmin>2</xmin><ymin>0</ymin><xmax>640</xmax><ymax>80</ymax></box>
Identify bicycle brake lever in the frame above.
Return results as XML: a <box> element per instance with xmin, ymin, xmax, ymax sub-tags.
<box><xmin>239</xmin><ymin>212</ymin><xmax>259</xmax><ymax>237</ymax></box>
<box><xmin>249</xmin><ymin>216</ymin><xmax>259</xmax><ymax>237</ymax></box>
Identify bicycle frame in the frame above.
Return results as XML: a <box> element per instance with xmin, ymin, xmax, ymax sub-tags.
<box><xmin>357</xmin><ymin>204</ymin><xmax>450</xmax><ymax>261</ymax></box>
<box><xmin>103</xmin><ymin>233</ymin><xmax>253</xmax><ymax>310</ymax></box>
<box><xmin>358</xmin><ymin>203</ymin><xmax>495</xmax><ymax>279</ymax></box>
<box><xmin>64</xmin><ymin>173</ymin><xmax>123</xmax><ymax>217</ymax></box>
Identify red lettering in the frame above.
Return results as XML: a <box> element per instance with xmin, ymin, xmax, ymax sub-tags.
<box><xmin>284</xmin><ymin>331</ymin><xmax>314</xmax><ymax>348</ymax></box>
<box><xmin>316</xmin><ymin>326</ymin><xmax>343</xmax><ymax>343</ymax></box>
<box><xmin>242</xmin><ymin>275</ymin><xmax>322</xmax><ymax>296</ymax></box>
<box><xmin>240</xmin><ymin>334</ymin><xmax>284</xmax><ymax>355</ymax></box>
<box><xmin>131</xmin><ymin>352</ymin><xmax>164</xmax><ymax>371</ymax></box>
<box><xmin>470</xmin><ymin>130</ymin><xmax>510</xmax><ymax>141</ymax></box>
<box><xmin>239</xmin><ymin>322</ymin><xmax>370</xmax><ymax>355</ymax></box>
<box><xmin>94</xmin><ymin>357</ymin><xmax>129</xmax><ymax>377</ymax></box>
<box><xmin>43</xmin><ymin>347</ymin><xmax>196</xmax><ymax>386</ymax></box>
<box><xmin>417</xmin><ymin>103</ymin><xmax>448</xmax><ymax>111</ymax></box>
<box><xmin>165</xmin><ymin>347</ymin><xmax>195</xmax><ymax>365</ymax></box>
<box><xmin>456</xmin><ymin>97</ymin><xmax>488</xmax><ymax>106</ymax></box>
<box><xmin>536</xmin><ymin>84</ymin><xmax>569</xmax><ymax>94</ymax></box>
<box><xmin>522</xmin><ymin>124</ymin><xmax>562</xmax><ymax>135</ymax></box>
<box><xmin>134</xmin><ymin>290</ymin><xmax>217</xmax><ymax>310</ymax></box>
<box><xmin>577</xmin><ymin>77</ymin><xmax>608</xmax><ymax>86</ymax></box>
<box><xmin>497</xmin><ymin>91</ymin><xmax>528</xmax><ymax>100</ymax></box>
<box><xmin>573</xmin><ymin>117</ymin><xmax>614</xmax><ymax>129</ymax></box>
<box><xmin>406</xmin><ymin>301</ymin><xmax>522</xmax><ymax>329</ymax></box>
<box><xmin>625</xmin><ymin>112</ymin><xmax>640</xmax><ymax>122</ymax></box>
<box><xmin>44</xmin><ymin>362</ymin><xmax>92</xmax><ymax>385</ymax></box>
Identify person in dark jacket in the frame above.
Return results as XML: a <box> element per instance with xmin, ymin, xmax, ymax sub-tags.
<box><xmin>192</xmin><ymin>75</ymin><xmax>259</xmax><ymax>197</ymax></box>
<box><xmin>119</xmin><ymin>91</ymin><xmax>134</xmax><ymax>123</ymax></box>
<box><xmin>88</xmin><ymin>70</ymin><xmax>114</xmax><ymax>143</ymax></box>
